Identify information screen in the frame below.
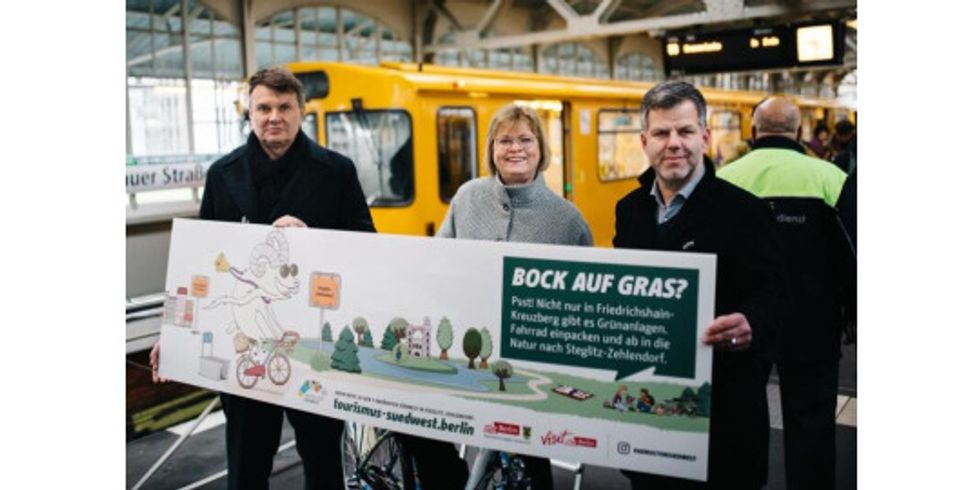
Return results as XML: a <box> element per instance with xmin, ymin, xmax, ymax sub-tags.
<box><xmin>663</xmin><ymin>22</ymin><xmax>844</xmax><ymax>75</ymax></box>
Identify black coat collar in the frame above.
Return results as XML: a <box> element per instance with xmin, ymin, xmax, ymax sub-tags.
<box><xmin>635</xmin><ymin>157</ymin><xmax>720</xmax><ymax>248</ymax></box>
<box><xmin>752</xmin><ymin>135</ymin><xmax>806</xmax><ymax>154</ymax></box>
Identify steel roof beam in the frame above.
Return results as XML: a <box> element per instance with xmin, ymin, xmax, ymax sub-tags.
<box><xmin>546</xmin><ymin>0</ymin><xmax>578</xmax><ymax>24</ymax></box>
<box><xmin>423</xmin><ymin>0</ymin><xmax>855</xmax><ymax>54</ymax></box>
<box><xmin>597</xmin><ymin>0</ymin><xmax>623</xmax><ymax>24</ymax></box>
<box><xmin>704</xmin><ymin>0</ymin><xmax>746</xmax><ymax>16</ymax></box>
<box><xmin>475</xmin><ymin>0</ymin><xmax>509</xmax><ymax>36</ymax></box>
<box><xmin>434</xmin><ymin>0</ymin><xmax>464</xmax><ymax>31</ymax></box>
<box><xmin>456</xmin><ymin>0</ymin><xmax>512</xmax><ymax>48</ymax></box>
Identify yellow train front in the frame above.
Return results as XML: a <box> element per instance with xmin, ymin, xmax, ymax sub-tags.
<box><xmin>287</xmin><ymin>61</ymin><xmax>851</xmax><ymax>246</ymax></box>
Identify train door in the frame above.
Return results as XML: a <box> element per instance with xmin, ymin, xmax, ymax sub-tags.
<box><xmin>514</xmin><ymin>99</ymin><xmax>566</xmax><ymax>198</ymax></box>
<box><xmin>707</xmin><ymin>107</ymin><xmax>745</xmax><ymax>166</ymax></box>
<box><xmin>436</xmin><ymin>107</ymin><xmax>479</xmax><ymax>211</ymax></box>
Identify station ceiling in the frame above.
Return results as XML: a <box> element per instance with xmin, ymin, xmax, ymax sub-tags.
<box><xmin>127</xmin><ymin>0</ymin><xmax>856</xmax><ymax>95</ymax></box>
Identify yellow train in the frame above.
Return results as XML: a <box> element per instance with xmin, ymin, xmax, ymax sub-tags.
<box><xmin>286</xmin><ymin>61</ymin><xmax>852</xmax><ymax>246</ymax></box>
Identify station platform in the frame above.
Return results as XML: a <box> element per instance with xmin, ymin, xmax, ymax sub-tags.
<box><xmin>126</xmin><ymin>344</ymin><xmax>856</xmax><ymax>489</ymax></box>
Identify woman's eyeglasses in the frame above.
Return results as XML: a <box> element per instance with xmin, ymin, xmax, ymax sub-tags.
<box><xmin>494</xmin><ymin>136</ymin><xmax>536</xmax><ymax>149</ymax></box>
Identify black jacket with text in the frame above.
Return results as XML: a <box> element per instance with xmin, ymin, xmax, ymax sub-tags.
<box><xmin>718</xmin><ymin>136</ymin><xmax>855</xmax><ymax>362</ymax></box>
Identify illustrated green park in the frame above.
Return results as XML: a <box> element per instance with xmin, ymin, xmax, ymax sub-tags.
<box><xmin>283</xmin><ymin>315</ymin><xmax>711</xmax><ymax>433</ymax></box>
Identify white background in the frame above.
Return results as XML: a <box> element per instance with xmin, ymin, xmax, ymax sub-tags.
<box><xmin>4</xmin><ymin>1</ymin><xmax>979</xmax><ymax>486</ymax></box>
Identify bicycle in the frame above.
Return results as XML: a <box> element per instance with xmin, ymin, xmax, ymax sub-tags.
<box><xmin>341</xmin><ymin>422</ymin><xmax>416</xmax><ymax>490</ymax></box>
<box><xmin>464</xmin><ymin>448</ymin><xmax>530</xmax><ymax>490</ymax></box>
<box><xmin>463</xmin><ymin>447</ymin><xmax>584</xmax><ymax>490</ymax></box>
<box><xmin>234</xmin><ymin>330</ymin><xmax>298</xmax><ymax>389</ymax></box>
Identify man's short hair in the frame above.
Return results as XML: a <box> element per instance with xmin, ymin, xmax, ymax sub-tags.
<box><xmin>640</xmin><ymin>81</ymin><xmax>708</xmax><ymax>131</ymax></box>
<box><xmin>835</xmin><ymin>119</ymin><xmax>855</xmax><ymax>137</ymax></box>
<box><xmin>248</xmin><ymin>66</ymin><xmax>305</xmax><ymax>107</ymax></box>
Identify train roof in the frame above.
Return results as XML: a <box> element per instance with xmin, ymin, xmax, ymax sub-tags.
<box><xmin>286</xmin><ymin>61</ymin><xmax>846</xmax><ymax>109</ymax></box>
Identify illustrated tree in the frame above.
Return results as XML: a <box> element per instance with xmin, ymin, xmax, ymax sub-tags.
<box><xmin>462</xmin><ymin>328</ymin><xmax>483</xmax><ymax>369</ymax></box>
<box><xmin>491</xmin><ymin>360</ymin><xmax>513</xmax><ymax>391</ymax></box>
<box><xmin>321</xmin><ymin>320</ymin><xmax>333</xmax><ymax>346</ymax></box>
<box><xmin>361</xmin><ymin>328</ymin><xmax>375</xmax><ymax>348</ymax></box>
<box><xmin>388</xmin><ymin>317</ymin><xmax>409</xmax><ymax>341</ymax></box>
<box><xmin>696</xmin><ymin>382</ymin><xmax>712</xmax><ymax>417</ymax></box>
<box><xmin>681</xmin><ymin>387</ymin><xmax>697</xmax><ymax>401</ymax></box>
<box><xmin>380</xmin><ymin>325</ymin><xmax>398</xmax><ymax>350</ymax></box>
<box><xmin>436</xmin><ymin>317</ymin><xmax>454</xmax><ymax>360</ymax></box>
<box><xmin>479</xmin><ymin>327</ymin><xmax>493</xmax><ymax>369</ymax></box>
<box><xmin>331</xmin><ymin>326</ymin><xmax>362</xmax><ymax>373</ymax></box>
<box><xmin>310</xmin><ymin>351</ymin><xmax>330</xmax><ymax>372</ymax></box>
<box><xmin>352</xmin><ymin>316</ymin><xmax>369</xmax><ymax>345</ymax></box>
<box><xmin>393</xmin><ymin>342</ymin><xmax>407</xmax><ymax>363</ymax></box>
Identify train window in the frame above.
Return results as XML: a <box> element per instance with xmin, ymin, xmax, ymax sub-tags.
<box><xmin>301</xmin><ymin>113</ymin><xmax>317</xmax><ymax>142</ymax></box>
<box><xmin>325</xmin><ymin>110</ymin><xmax>413</xmax><ymax>206</ymax></box>
<box><xmin>437</xmin><ymin>107</ymin><xmax>478</xmax><ymax>203</ymax></box>
<box><xmin>708</xmin><ymin>108</ymin><xmax>744</xmax><ymax>166</ymax></box>
<box><xmin>597</xmin><ymin>110</ymin><xmax>647</xmax><ymax>181</ymax></box>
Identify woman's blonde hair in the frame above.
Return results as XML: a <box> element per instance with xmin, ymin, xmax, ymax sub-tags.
<box><xmin>485</xmin><ymin>104</ymin><xmax>551</xmax><ymax>177</ymax></box>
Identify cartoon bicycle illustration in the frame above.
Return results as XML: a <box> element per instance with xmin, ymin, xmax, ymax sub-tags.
<box><xmin>203</xmin><ymin>229</ymin><xmax>303</xmax><ymax>390</ymax></box>
<box><xmin>235</xmin><ymin>330</ymin><xmax>299</xmax><ymax>389</ymax></box>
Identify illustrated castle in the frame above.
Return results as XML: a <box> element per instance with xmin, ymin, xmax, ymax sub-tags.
<box><xmin>406</xmin><ymin>317</ymin><xmax>432</xmax><ymax>358</ymax></box>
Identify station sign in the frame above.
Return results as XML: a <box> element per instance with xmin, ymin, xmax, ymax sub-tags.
<box><xmin>126</xmin><ymin>161</ymin><xmax>211</xmax><ymax>193</ymax></box>
<box><xmin>663</xmin><ymin>21</ymin><xmax>844</xmax><ymax>75</ymax></box>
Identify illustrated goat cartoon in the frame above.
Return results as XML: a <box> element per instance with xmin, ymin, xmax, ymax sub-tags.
<box><xmin>206</xmin><ymin>230</ymin><xmax>300</xmax><ymax>347</ymax></box>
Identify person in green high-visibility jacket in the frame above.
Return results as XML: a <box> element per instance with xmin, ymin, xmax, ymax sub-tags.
<box><xmin>718</xmin><ymin>96</ymin><xmax>857</xmax><ymax>490</ymax></box>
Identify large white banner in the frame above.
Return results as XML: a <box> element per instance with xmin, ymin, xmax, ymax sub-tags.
<box><xmin>160</xmin><ymin>218</ymin><xmax>717</xmax><ymax>480</ymax></box>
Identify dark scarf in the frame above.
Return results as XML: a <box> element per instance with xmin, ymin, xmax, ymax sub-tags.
<box><xmin>246</xmin><ymin>131</ymin><xmax>308</xmax><ymax>223</ymax></box>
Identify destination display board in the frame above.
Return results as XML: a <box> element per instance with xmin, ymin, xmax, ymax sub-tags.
<box><xmin>159</xmin><ymin>219</ymin><xmax>718</xmax><ymax>480</ymax></box>
<box><xmin>663</xmin><ymin>22</ymin><xmax>844</xmax><ymax>75</ymax></box>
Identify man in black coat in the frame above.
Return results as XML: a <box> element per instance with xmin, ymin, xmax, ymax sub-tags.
<box><xmin>615</xmin><ymin>81</ymin><xmax>786</xmax><ymax>489</ymax></box>
<box><xmin>152</xmin><ymin>66</ymin><xmax>375</xmax><ymax>490</ymax></box>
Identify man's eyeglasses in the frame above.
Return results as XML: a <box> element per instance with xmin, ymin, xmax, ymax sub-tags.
<box><xmin>494</xmin><ymin>136</ymin><xmax>537</xmax><ymax>149</ymax></box>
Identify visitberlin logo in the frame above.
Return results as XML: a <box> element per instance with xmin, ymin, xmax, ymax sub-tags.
<box><xmin>540</xmin><ymin>430</ymin><xmax>597</xmax><ymax>449</ymax></box>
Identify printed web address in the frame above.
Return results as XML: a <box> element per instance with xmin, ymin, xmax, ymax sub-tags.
<box><xmin>634</xmin><ymin>447</ymin><xmax>696</xmax><ymax>461</ymax></box>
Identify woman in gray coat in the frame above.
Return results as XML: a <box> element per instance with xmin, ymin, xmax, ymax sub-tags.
<box><xmin>438</xmin><ymin>105</ymin><xmax>592</xmax><ymax>245</ymax></box>
<box><xmin>401</xmin><ymin>103</ymin><xmax>592</xmax><ymax>489</ymax></box>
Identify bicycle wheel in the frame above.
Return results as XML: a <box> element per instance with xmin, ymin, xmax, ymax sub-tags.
<box><xmin>341</xmin><ymin>422</ymin><xmax>376</xmax><ymax>486</ymax></box>
<box><xmin>361</xmin><ymin>432</ymin><xmax>413</xmax><ymax>490</ymax></box>
<box><xmin>268</xmin><ymin>353</ymin><xmax>291</xmax><ymax>385</ymax></box>
<box><xmin>235</xmin><ymin>356</ymin><xmax>259</xmax><ymax>389</ymax></box>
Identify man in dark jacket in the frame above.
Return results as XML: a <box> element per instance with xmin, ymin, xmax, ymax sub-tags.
<box><xmin>719</xmin><ymin>96</ymin><xmax>856</xmax><ymax>490</ymax></box>
<box><xmin>152</xmin><ymin>66</ymin><xmax>375</xmax><ymax>490</ymax></box>
<box><xmin>615</xmin><ymin>81</ymin><xmax>786</xmax><ymax>489</ymax></box>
